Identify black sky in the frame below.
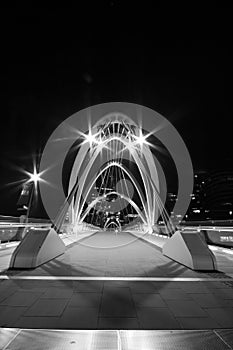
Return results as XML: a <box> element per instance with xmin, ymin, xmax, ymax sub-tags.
<box><xmin>0</xmin><ymin>3</ymin><xmax>232</xmax><ymax>216</ymax></box>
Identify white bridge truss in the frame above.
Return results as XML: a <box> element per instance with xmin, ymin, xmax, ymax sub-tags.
<box><xmin>56</xmin><ymin>113</ymin><xmax>173</xmax><ymax>234</ymax></box>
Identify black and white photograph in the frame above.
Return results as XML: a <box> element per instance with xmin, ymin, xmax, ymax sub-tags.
<box><xmin>0</xmin><ymin>3</ymin><xmax>232</xmax><ymax>349</ymax></box>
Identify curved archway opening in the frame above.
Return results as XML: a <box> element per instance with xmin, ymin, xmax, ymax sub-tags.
<box><xmin>60</xmin><ymin>114</ymin><xmax>173</xmax><ymax>235</ymax></box>
<box><xmin>77</xmin><ymin>190</ymin><xmax>147</xmax><ymax>230</ymax></box>
<box><xmin>104</xmin><ymin>219</ymin><xmax>121</xmax><ymax>232</ymax></box>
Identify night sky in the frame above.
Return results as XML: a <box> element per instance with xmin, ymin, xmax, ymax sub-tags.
<box><xmin>0</xmin><ymin>4</ymin><xmax>232</xmax><ymax>216</ymax></box>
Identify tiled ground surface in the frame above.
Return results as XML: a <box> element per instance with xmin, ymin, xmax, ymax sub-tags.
<box><xmin>0</xmin><ymin>231</ymin><xmax>233</xmax><ymax>330</ymax></box>
<box><xmin>1</xmin><ymin>279</ymin><xmax>233</xmax><ymax>329</ymax></box>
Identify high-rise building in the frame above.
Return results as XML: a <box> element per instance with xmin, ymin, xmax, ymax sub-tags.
<box><xmin>185</xmin><ymin>170</ymin><xmax>208</xmax><ymax>220</ymax></box>
<box><xmin>202</xmin><ymin>171</ymin><xmax>233</xmax><ymax>220</ymax></box>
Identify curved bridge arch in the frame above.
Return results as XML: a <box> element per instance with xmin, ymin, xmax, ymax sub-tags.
<box><xmin>79</xmin><ymin>191</ymin><xmax>148</xmax><ymax>226</ymax></box>
<box><xmin>75</xmin><ymin>160</ymin><xmax>149</xmax><ymax>225</ymax></box>
<box><xmin>104</xmin><ymin>219</ymin><xmax>121</xmax><ymax>231</ymax></box>
<box><xmin>72</xmin><ymin>136</ymin><xmax>158</xmax><ymax>226</ymax></box>
<box><xmin>66</xmin><ymin>112</ymin><xmax>166</xmax><ymax>233</ymax></box>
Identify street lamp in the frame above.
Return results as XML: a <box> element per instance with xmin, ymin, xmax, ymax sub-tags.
<box><xmin>16</xmin><ymin>167</ymin><xmax>42</xmax><ymax>240</ymax></box>
<box><xmin>24</xmin><ymin>167</ymin><xmax>42</xmax><ymax>222</ymax></box>
<box><xmin>28</xmin><ymin>168</ymin><xmax>41</xmax><ymax>186</ymax></box>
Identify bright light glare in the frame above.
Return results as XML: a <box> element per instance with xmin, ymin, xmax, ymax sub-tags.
<box><xmin>29</xmin><ymin>170</ymin><xmax>40</xmax><ymax>184</ymax></box>
<box><xmin>85</xmin><ymin>130</ymin><xmax>96</xmax><ymax>144</ymax></box>
<box><xmin>82</xmin><ymin>128</ymin><xmax>102</xmax><ymax>147</ymax></box>
<box><xmin>26</xmin><ymin>168</ymin><xmax>42</xmax><ymax>185</ymax></box>
<box><xmin>136</xmin><ymin>136</ymin><xmax>146</xmax><ymax>145</ymax></box>
<box><xmin>133</xmin><ymin>130</ymin><xmax>149</xmax><ymax>146</ymax></box>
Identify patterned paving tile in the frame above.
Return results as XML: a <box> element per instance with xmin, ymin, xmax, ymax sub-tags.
<box><xmin>40</xmin><ymin>287</ymin><xmax>73</xmax><ymax>299</ymax></box>
<box><xmin>68</xmin><ymin>293</ymin><xmax>101</xmax><ymax>308</ymax></box>
<box><xmin>205</xmin><ymin>308</ymin><xmax>233</xmax><ymax>327</ymax></box>
<box><xmin>159</xmin><ymin>289</ymin><xmax>191</xmax><ymax>300</ymax></box>
<box><xmin>24</xmin><ymin>299</ymin><xmax>68</xmax><ymax>317</ymax></box>
<box><xmin>100</xmin><ymin>288</ymin><xmax>136</xmax><ymax>317</ymax></box>
<box><xmin>0</xmin><ymin>306</ymin><xmax>27</xmax><ymax>327</ymax></box>
<box><xmin>137</xmin><ymin>307</ymin><xmax>181</xmax><ymax>329</ymax></box>
<box><xmin>176</xmin><ymin>316</ymin><xmax>221</xmax><ymax>329</ymax></box>
<box><xmin>1</xmin><ymin>291</ymin><xmax>42</xmax><ymax>307</ymax></box>
<box><xmin>98</xmin><ymin>317</ymin><xmax>140</xmax><ymax>329</ymax></box>
<box><xmin>59</xmin><ymin>307</ymin><xmax>99</xmax><ymax>329</ymax></box>
<box><xmin>133</xmin><ymin>293</ymin><xmax>167</xmax><ymax>307</ymax></box>
<box><xmin>165</xmin><ymin>300</ymin><xmax>209</xmax><ymax>317</ymax></box>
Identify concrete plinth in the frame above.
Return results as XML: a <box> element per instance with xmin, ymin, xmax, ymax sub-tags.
<box><xmin>162</xmin><ymin>230</ymin><xmax>217</xmax><ymax>271</ymax></box>
<box><xmin>10</xmin><ymin>228</ymin><xmax>65</xmax><ymax>269</ymax></box>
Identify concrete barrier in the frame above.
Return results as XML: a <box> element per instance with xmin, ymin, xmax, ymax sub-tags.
<box><xmin>10</xmin><ymin>228</ymin><xmax>65</xmax><ymax>269</ymax></box>
<box><xmin>162</xmin><ymin>230</ymin><xmax>217</xmax><ymax>270</ymax></box>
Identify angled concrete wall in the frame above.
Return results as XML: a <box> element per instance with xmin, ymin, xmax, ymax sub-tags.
<box><xmin>10</xmin><ymin>228</ymin><xmax>65</xmax><ymax>269</ymax></box>
<box><xmin>162</xmin><ymin>230</ymin><xmax>217</xmax><ymax>271</ymax></box>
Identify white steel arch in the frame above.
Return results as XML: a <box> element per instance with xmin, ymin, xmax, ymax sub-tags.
<box><xmin>67</xmin><ymin>113</ymin><xmax>164</xmax><ymax>233</ymax></box>
<box><xmin>71</xmin><ymin>136</ymin><xmax>159</xmax><ymax>227</ymax></box>
<box><xmin>104</xmin><ymin>220</ymin><xmax>121</xmax><ymax>230</ymax></box>
<box><xmin>76</xmin><ymin>161</ymin><xmax>149</xmax><ymax>225</ymax></box>
<box><xmin>79</xmin><ymin>191</ymin><xmax>148</xmax><ymax>225</ymax></box>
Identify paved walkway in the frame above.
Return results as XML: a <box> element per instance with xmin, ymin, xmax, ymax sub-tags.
<box><xmin>131</xmin><ymin>231</ymin><xmax>233</xmax><ymax>277</ymax></box>
<box><xmin>0</xmin><ymin>231</ymin><xmax>95</xmax><ymax>273</ymax></box>
<box><xmin>0</xmin><ymin>231</ymin><xmax>233</xmax><ymax>330</ymax></box>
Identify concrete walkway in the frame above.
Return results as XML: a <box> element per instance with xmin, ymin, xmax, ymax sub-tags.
<box><xmin>0</xmin><ymin>231</ymin><xmax>95</xmax><ymax>273</ymax></box>
<box><xmin>131</xmin><ymin>231</ymin><xmax>233</xmax><ymax>277</ymax></box>
<box><xmin>0</xmin><ymin>231</ymin><xmax>233</xmax><ymax>330</ymax></box>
